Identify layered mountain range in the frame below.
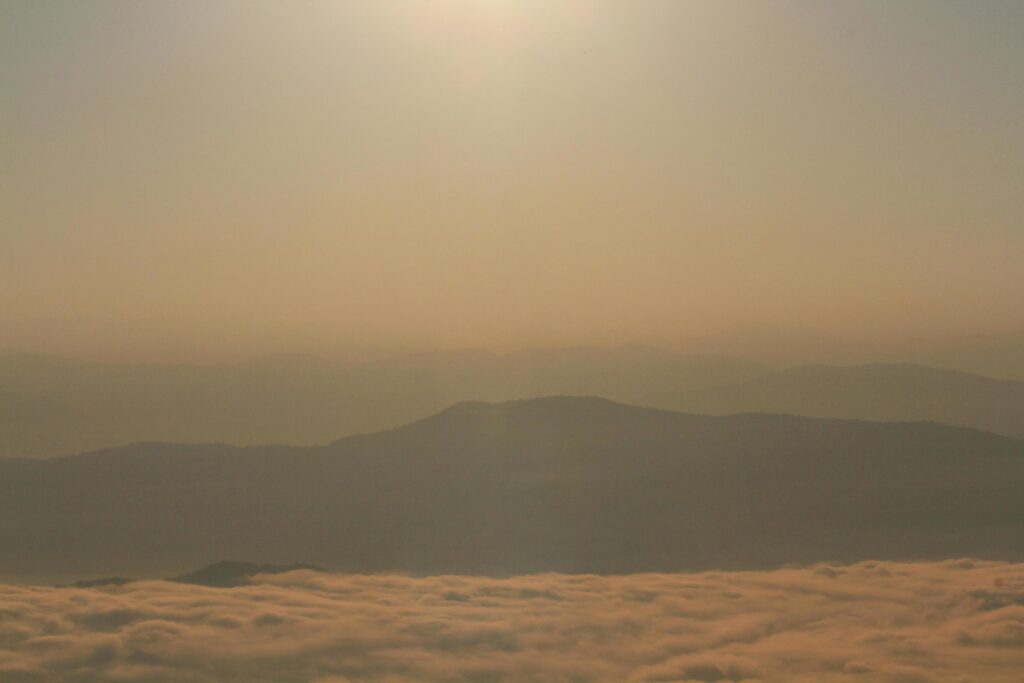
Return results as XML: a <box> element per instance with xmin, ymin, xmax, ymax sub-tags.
<box><xmin>3</xmin><ymin>397</ymin><xmax>1021</xmax><ymax>581</ymax></box>
<box><xmin>3</xmin><ymin>349</ymin><xmax>1024</xmax><ymax>459</ymax></box>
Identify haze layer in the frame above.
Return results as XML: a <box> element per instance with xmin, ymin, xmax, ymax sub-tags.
<box><xmin>3</xmin><ymin>0</ymin><xmax>1024</xmax><ymax>360</ymax></box>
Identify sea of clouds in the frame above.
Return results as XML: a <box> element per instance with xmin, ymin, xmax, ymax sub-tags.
<box><xmin>1</xmin><ymin>560</ymin><xmax>1023</xmax><ymax>682</ymax></box>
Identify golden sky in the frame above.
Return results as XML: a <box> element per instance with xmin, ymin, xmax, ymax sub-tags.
<box><xmin>2</xmin><ymin>1</ymin><xmax>1022</xmax><ymax>359</ymax></box>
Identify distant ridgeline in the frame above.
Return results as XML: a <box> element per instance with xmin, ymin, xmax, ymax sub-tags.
<box><xmin>2</xmin><ymin>351</ymin><xmax>1023</xmax><ymax>461</ymax></box>
<box><xmin>0</xmin><ymin>349</ymin><xmax>766</xmax><ymax>458</ymax></box>
<box><xmin>652</xmin><ymin>362</ymin><xmax>1024</xmax><ymax>439</ymax></box>
<box><xmin>67</xmin><ymin>561</ymin><xmax>324</xmax><ymax>589</ymax></box>
<box><xmin>2</xmin><ymin>397</ymin><xmax>1022</xmax><ymax>579</ymax></box>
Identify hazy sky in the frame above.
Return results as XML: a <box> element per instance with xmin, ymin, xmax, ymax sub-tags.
<box><xmin>3</xmin><ymin>0</ymin><xmax>1023</xmax><ymax>360</ymax></box>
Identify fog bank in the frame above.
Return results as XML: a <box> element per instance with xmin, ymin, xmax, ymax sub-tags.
<box><xmin>2</xmin><ymin>560</ymin><xmax>1024</xmax><ymax>682</ymax></box>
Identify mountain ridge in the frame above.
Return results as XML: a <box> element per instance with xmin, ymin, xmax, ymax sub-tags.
<box><xmin>2</xmin><ymin>397</ymin><xmax>1022</xmax><ymax>581</ymax></box>
<box><xmin>5</xmin><ymin>394</ymin><xmax>1018</xmax><ymax>464</ymax></box>
<box><xmin>0</xmin><ymin>348</ymin><xmax>766</xmax><ymax>458</ymax></box>
<box><xmin>650</xmin><ymin>362</ymin><xmax>1024</xmax><ymax>438</ymax></box>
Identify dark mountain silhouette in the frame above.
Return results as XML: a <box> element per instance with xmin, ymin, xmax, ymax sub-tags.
<box><xmin>2</xmin><ymin>397</ymin><xmax>1022</xmax><ymax>580</ymax></box>
<box><xmin>907</xmin><ymin>329</ymin><xmax>1024</xmax><ymax>381</ymax></box>
<box><xmin>650</xmin><ymin>363</ymin><xmax>1024</xmax><ymax>438</ymax></box>
<box><xmin>675</xmin><ymin>324</ymin><xmax>1024</xmax><ymax>380</ymax></box>
<box><xmin>170</xmin><ymin>561</ymin><xmax>324</xmax><ymax>587</ymax></box>
<box><xmin>677</xmin><ymin>322</ymin><xmax>874</xmax><ymax>366</ymax></box>
<box><xmin>67</xmin><ymin>561</ymin><xmax>323</xmax><ymax>588</ymax></box>
<box><xmin>0</xmin><ymin>349</ymin><xmax>764</xmax><ymax>458</ymax></box>
<box><xmin>70</xmin><ymin>576</ymin><xmax>133</xmax><ymax>588</ymax></box>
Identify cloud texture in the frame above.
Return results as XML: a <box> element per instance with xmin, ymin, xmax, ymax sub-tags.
<box><xmin>2</xmin><ymin>560</ymin><xmax>1024</xmax><ymax>682</ymax></box>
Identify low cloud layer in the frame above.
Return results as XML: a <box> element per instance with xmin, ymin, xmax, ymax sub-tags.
<box><xmin>2</xmin><ymin>561</ymin><xmax>1024</xmax><ymax>682</ymax></box>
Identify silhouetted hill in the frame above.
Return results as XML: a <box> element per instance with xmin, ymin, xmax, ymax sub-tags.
<box><xmin>2</xmin><ymin>398</ymin><xmax>1022</xmax><ymax>579</ymax></box>
<box><xmin>0</xmin><ymin>348</ymin><xmax>764</xmax><ymax>458</ymax></box>
<box><xmin>170</xmin><ymin>561</ymin><xmax>324</xmax><ymax>587</ymax></box>
<box><xmin>70</xmin><ymin>576</ymin><xmax>133</xmax><ymax>588</ymax></box>
<box><xmin>66</xmin><ymin>561</ymin><xmax>323</xmax><ymax>588</ymax></box>
<box><xmin>650</xmin><ymin>363</ymin><xmax>1024</xmax><ymax>438</ymax></box>
<box><xmin>675</xmin><ymin>324</ymin><xmax>1024</xmax><ymax>380</ymax></box>
<box><xmin>908</xmin><ymin>329</ymin><xmax>1024</xmax><ymax>381</ymax></box>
